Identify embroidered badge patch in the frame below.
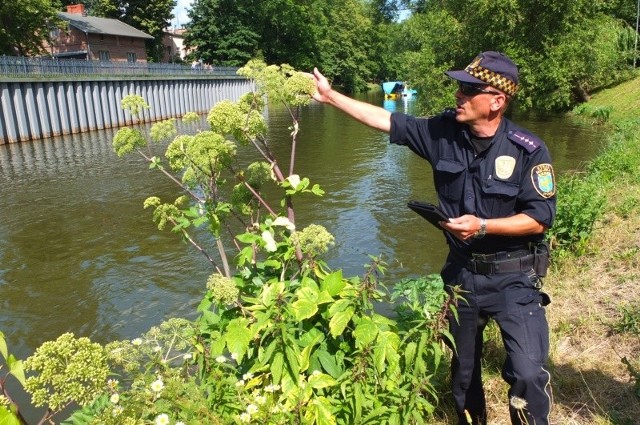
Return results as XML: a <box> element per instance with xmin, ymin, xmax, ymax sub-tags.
<box><xmin>495</xmin><ymin>156</ymin><xmax>516</xmax><ymax>179</ymax></box>
<box><xmin>531</xmin><ymin>163</ymin><xmax>556</xmax><ymax>198</ymax></box>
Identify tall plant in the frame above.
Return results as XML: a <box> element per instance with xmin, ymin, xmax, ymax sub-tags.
<box><xmin>110</xmin><ymin>60</ymin><xmax>457</xmax><ymax>423</ymax></box>
<box><xmin>1</xmin><ymin>61</ymin><xmax>456</xmax><ymax>425</ymax></box>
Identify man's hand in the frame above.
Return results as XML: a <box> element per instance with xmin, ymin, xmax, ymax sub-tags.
<box><xmin>311</xmin><ymin>68</ymin><xmax>332</xmax><ymax>103</ymax></box>
<box><xmin>441</xmin><ymin>213</ymin><xmax>546</xmax><ymax>241</ymax></box>
<box><xmin>305</xmin><ymin>67</ymin><xmax>392</xmax><ymax>132</ymax></box>
<box><xmin>441</xmin><ymin>215</ymin><xmax>482</xmax><ymax>241</ymax></box>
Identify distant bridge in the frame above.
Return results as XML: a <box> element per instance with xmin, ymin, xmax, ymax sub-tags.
<box><xmin>0</xmin><ymin>57</ymin><xmax>253</xmax><ymax>144</ymax></box>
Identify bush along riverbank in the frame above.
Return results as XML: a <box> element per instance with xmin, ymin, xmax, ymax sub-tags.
<box><xmin>1</xmin><ymin>65</ymin><xmax>639</xmax><ymax>425</ymax></box>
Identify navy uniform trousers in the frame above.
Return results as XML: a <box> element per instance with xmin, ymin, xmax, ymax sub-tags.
<box><xmin>442</xmin><ymin>259</ymin><xmax>552</xmax><ymax>425</ymax></box>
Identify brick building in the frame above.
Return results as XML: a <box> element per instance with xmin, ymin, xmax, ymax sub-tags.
<box><xmin>47</xmin><ymin>4</ymin><xmax>153</xmax><ymax>62</ymax></box>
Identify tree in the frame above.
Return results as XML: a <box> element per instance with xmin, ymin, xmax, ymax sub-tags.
<box><xmin>0</xmin><ymin>0</ymin><xmax>63</xmax><ymax>56</ymax></box>
<box><xmin>184</xmin><ymin>0</ymin><xmax>259</xmax><ymax>66</ymax></box>
<box><xmin>400</xmin><ymin>0</ymin><xmax>634</xmax><ymax>114</ymax></box>
<box><xmin>316</xmin><ymin>0</ymin><xmax>377</xmax><ymax>92</ymax></box>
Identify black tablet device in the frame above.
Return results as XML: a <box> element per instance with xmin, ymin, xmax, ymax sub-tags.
<box><xmin>407</xmin><ymin>200</ymin><xmax>450</xmax><ymax>227</ymax></box>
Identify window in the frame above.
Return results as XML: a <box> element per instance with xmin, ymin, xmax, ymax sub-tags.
<box><xmin>127</xmin><ymin>52</ymin><xmax>137</xmax><ymax>63</ymax></box>
<box><xmin>98</xmin><ymin>50</ymin><xmax>110</xmax><ymax>61</ymax></box>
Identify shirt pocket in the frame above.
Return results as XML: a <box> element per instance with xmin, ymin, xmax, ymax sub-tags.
<box><xmin>481</xmin><ymin>179</ymin><xmax>520</xmax><ymax>216</ymax></box>
<box><xmin>434</xmin><ymin>159</ymin><xmax>466</xmax><ymax>201</ymax></box>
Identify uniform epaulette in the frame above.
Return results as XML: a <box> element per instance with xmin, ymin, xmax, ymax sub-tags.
<box><xmin>507</xmin><ymin>130</ymin><xmax>541</xmax><ymax>153</ymax></box>
<box><xmin>441</xmin><ymin>108</ymin><xmax>457</xmax><ymax>119</ymax></box>
<box><xmin>442</xmin><ymin>108</ymin><xmax>456</xmax><ymax>116</ymax></box>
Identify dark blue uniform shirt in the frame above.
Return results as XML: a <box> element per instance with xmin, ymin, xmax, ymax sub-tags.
<box><xmin>390</xmin><ymin>110</ymin><xmax>556</xmax><ymax>256</ymax></box>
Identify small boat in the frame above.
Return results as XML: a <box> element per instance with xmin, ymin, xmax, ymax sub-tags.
<box><xmin>382</xmin><ymin>81</ymin><xmax>417</xmax><ymax>98</ymax></box>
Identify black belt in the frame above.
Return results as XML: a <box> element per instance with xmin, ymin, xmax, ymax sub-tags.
<box><xmin>452</xmin><ymin>249</ymin><xmax>534</xmax><ymax>275</ymax></box>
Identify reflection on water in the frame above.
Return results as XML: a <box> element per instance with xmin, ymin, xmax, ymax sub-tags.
<box><xmin>0</xmin><ymin>94</ymin><xmax>604</xmax><ymax>366</ymax></box>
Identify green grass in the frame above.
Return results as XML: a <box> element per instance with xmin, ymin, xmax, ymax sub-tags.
<box><xmin>587</xmin><ymin>71</ymin><xmax>640</xmax><ymax>122</ymax></box>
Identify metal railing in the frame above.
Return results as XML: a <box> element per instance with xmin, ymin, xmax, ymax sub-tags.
<box><xmin>0</xmin><ymin>56</ymin><xmax>241</xmax><ymax>79</ymax></box>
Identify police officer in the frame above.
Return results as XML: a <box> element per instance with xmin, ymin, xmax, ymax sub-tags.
<box><xmin>310</xmin><ymin>51</ymin><xmax>556</xmax><ymax>425</ymax></box>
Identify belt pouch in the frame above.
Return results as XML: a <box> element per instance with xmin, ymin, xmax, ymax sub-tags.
<box><xmin>533</xmin><ymin>241</ymin><xmax>550</xmax><ymax>277</ymax></box>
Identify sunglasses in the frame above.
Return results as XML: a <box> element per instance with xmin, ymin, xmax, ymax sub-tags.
<box><xmin>458</xmin><ymin>82</ymin><xmax>502</xmax><ymax>96</ymax></box>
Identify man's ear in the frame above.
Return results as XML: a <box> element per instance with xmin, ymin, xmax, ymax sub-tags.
<box><xmin>490</xmin><ymin>93</ymin><xmax>507</xmax><ymax>112</ymax></box>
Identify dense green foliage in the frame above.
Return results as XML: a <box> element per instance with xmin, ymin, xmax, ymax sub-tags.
<box><xmin>398</xmin><ymin>0</ymin><xmax>637</xmax><ymax>115</ymax></box>
<box><xmin>547</xmin><ymin>116</ymin><xmax>640</xmax><ymax>256</ymax></box>
<box><xmin>183</xmin><ymin>0</ymin><xmax>637</xmax><ymax>112</ymax></box>
<box><xmin>0</xmin><ymin>0</ymin><xmax>63</xmax><ymax>56</ymax></box>
<box><xmin>1</xmin><ymin>0</ymin><xmax>636</xmax><ymax>111</ymax></box>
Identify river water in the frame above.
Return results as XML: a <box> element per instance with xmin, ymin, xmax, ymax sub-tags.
<box><xmin>0</xmin><ymin>93</ymin><xmax>604</xmax><ymax>362</ymax></box>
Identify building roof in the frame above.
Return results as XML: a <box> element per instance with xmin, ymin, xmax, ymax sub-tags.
<box><xmin>58</xmin><ymin>12</ymin><xmax>154</xmax><ymax>39</ymax></box>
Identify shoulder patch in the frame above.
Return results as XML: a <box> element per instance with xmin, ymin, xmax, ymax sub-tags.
<box><xmin>531</xmin><ymin>163</ymin><xmax>556</xmax><ymax>198</ymax></box>
<box><xmin>508</xmin><ymin>130</ymin><xmax>541</xmax><ymax>153</ymax></box>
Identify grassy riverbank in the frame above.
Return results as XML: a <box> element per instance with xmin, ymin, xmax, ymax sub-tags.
<box><xmin>440</xmin><ymin>78</ymin><xmax>640</xmax><ymax>424</ymax></box>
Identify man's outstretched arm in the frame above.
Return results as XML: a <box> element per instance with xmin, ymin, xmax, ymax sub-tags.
<box><xmin>311</xmin><ymin>68</ymin><xmax>392</xmax><ymax>133</ymax></box>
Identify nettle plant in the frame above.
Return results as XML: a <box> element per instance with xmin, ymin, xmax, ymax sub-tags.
<box><xmin>1</xmin><ymin>61</ymin><xmax>457</xmax><ymax>425</ymax></box>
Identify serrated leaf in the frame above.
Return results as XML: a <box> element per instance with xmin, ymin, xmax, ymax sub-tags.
<box><xmin>404</xmin><ymin>341</ymin><xmax>417</xmax><ymax>367</ymax></box>
<box><xmin>308</xmin><ymin>373</ymin><xmax>337</xmax><ymax>389</ymax></box>
<box><xmin>305</xmin><ymin>396</ymin><xmax>336</xmax><ymax>425</ymax></box>
<box><xmin>316</xmin><ymin>349</ymin><xmax>342</xmax><ymax>378</ymax></box>
<box><xmin>328</xmin><ymin>299</ymin><xmax>351</xmax><ymax>316</ymax></box>
<box><xmin>354</xmin><ymin>382</ymin><xmax>363</xmax><ymax>423</ymax></box>
<box><xmin>353</xmin><ymin>317</ymin><xmax>379</xmax><ymax>348</ymax></box>
<box><xmin>320</xmin><ymin>270</ymin><xmax>345</xmax><ymax>296</ymax></box>
<box><xmin>329</xmin><ymin>307</ymin><xmax>354</xmax><ymax>337</ymax></box>
<box><xmin>374</xmin><ymin>331</ymin><xmax>401</xmax><ymax>373</ymax></box>
<box><xmin>291</xmin><ymin>286</ymin><xmax>320</xmax><ymax>321</ymax></box>
<box><xmin>284</xmin><ymin>345</ymin><xmax>300</xmax><ymax>379</ymax></box>
<box><xmin>271</xmin><ymin>352</ymin><xmax>284</xmax><ymax>384</ymax></box>
<box><xmin>225</xmin><ymin>318</ymin><xmax>253</xmax><ymax>361</ymax></box>
<box><xmin>258</xmin><ymin>339</ymin><xmax>278</xmax><ymax>365</ymax></box>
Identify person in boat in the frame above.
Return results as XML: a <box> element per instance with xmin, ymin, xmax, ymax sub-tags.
<box><xmin>309</xmin><ymin>51</ymin><xmax>556</xmax><ymax>425</ymax></box>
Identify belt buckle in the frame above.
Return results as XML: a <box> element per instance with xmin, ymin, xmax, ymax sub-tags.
<box><xmin>470</xmin><ymin>259</ymin><xmax>493</xmax><ymax>275</ymax></box>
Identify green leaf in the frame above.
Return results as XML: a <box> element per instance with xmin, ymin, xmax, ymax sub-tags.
<box><xmin>225</xmin><ymin>318</ymin><xmax>253</xmax><ymax>361</ymax></box>
<box><xmin>236</xmin><ymin>232</ymin><xmax>259</xmax><ymax>244</ymax></box>
<box><xmin>329</xmin><ymin>306</ymin><xmax>354</xmax><ymax>338</ymax></box>
<box><xmin>271</xmin><ymin>352</ymin><xmax>284</xmax><ymax>384</ymax></box>
<box><xmin>328</xmin><ymin>299</ymin><xmax>352</xmax><ymax>316</ymax></box>
<box><xmin>404</xmin><ymin>341</ymin><xmax>417</xmax><ymax>367</ymax></box>
<box><xmin>354</xmin><ymin>381</ymin><xmax>363</xmax><ymax>423</ymax></box>
<box><xmin>308</xmin><ymin>372</ymin><xmax>338</xmax><ymax>389</ymax></box>
<box><xmin>299</xmin><ymin>332</ymin><xmax>323</xmax><ymax>372</ymax></box>
<box><xmin>305</xmin><ymin>396</ymin><xmax>336</xmax><ymax>425</ymax></box>
<box><xmin>321</xmin><ymin>270</ymin><xmax>346</xmax><ymax>296</ymax></box>
<box><xmin>315</xmin><ymin>349</ymin><xmax>342</xmax><ymax>379</ymax></box>
<box><xmin>291</xmin><ymin>286</ymin><xmax>321</xmax><ymax>321</ymax></box>
<box><xmin>374</xmin><ymin>331</ymin><xmax>401</xmax><ymax>373</ymax></box>
<box><xmin>0</xmin><ymin>331</ymin><xmax>7</xmax><ymax>360</ymax></box>
<box><xmin>353</xmin><ymin>317</ymin><xmax>379</xmax><ymax>348</ymax></box>
<box><xmin>261</xmin><ymin>281</ymin><xmax>284</xmax><ymax>308</ymax></box>
<box><xmin>311</xmin><ymin>184</ymin><xmax>325</xmax><ymax>196</ymax></box>
<box><xmin>284</xmin><ymin>344</ymin><xmax>300</xmax><ymax>380</ymax></box>
<box><xmin>0</xmin><ymin>406</ymin><xmax>21</xmax><ymax>425</ymax></box>
<box><xmin>7</xmin><ymin>357</ymin><xmax>25</xmax><ymax>386</ymax></box>
<box><xmin>258</xmin><ymin>339</ymin><xmax>278</xmax><ymax>365</ymax></box>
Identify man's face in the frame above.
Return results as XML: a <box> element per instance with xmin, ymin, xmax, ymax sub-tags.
<box><xmin>454</xmin><ymin>82</ymin><xmax>502</xmax><ymax>124</ymax></box>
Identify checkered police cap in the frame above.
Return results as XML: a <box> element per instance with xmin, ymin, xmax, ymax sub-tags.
<box><xmin>445</xmin><ymin>51</ymin><xmax>519</xmax><ymax>96</ymax></box>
